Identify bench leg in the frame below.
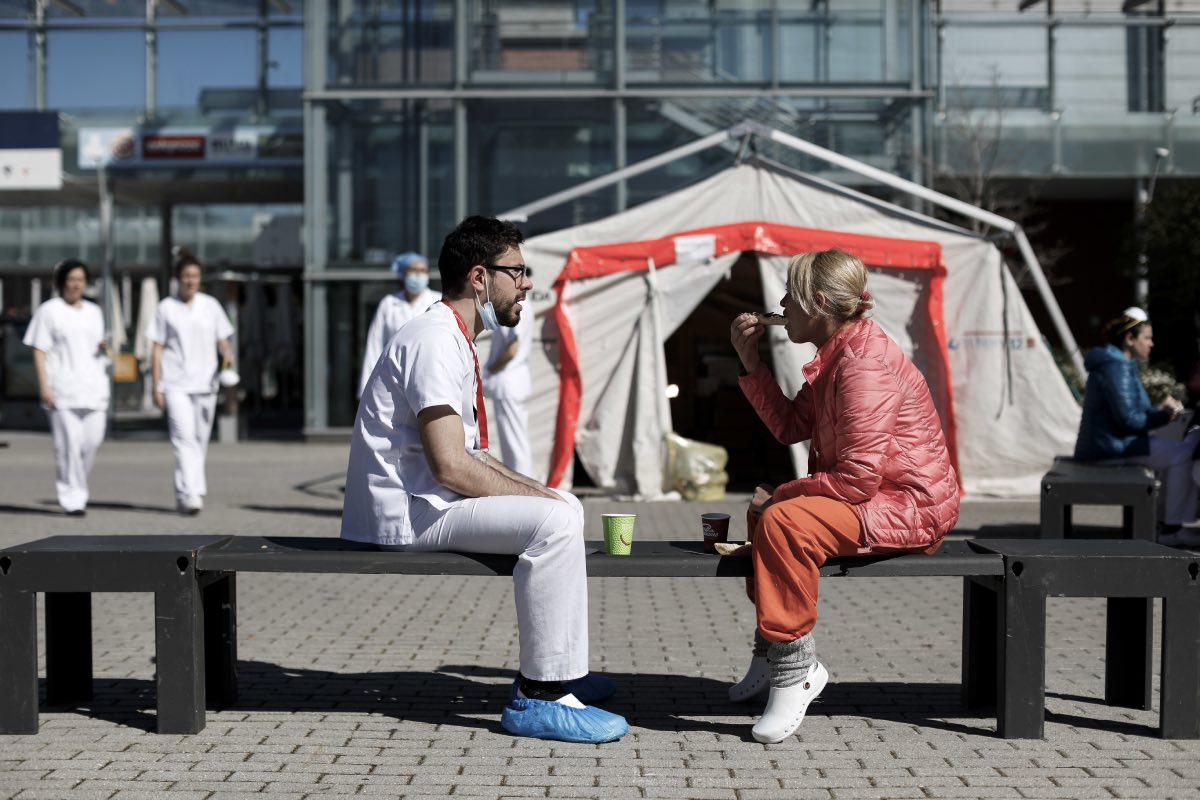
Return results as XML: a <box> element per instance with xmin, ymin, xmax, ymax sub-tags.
<box><xmin>1159</xmin><ymin>592</ymin><xmax>1200</xmax><ymax>739</ymax></box>
<box><xmin>1105</xmin><ymin>598</ymin><xmax>1153</xmax><ymax>710</ymax></box>
<box><xmin>45</xmin><ymin>592</ymin><xmax>93</xmax><ymax>705</ymax></box>
<box><xmin>962</xmin><ymin>577</ymin><xmax>998</xmax><ymax>709</ymax></box>
<box><xmin>1126</xmin><ymin>495</ymin><xmax>1156</xmax><ymax>541</ymax></box>
<box><xmin>0</xmin><ymin>585</ymin><xmax>39</xmax><ymax>734</ymax></box>
<box><xmin>997</xmin><ymin>577</ymin><xmax>1046</xmax><ymax>739</ymax></box>
<box><xmin>1040</xmin><ymin>493</ymin><xmax>1067</xmax><ymax>539</ymax></box>
<box><xmin>203</xmin><ymin>574</ymin><xmax>238</xmax><ymax>707</ymax></box>
<box><xmin>154</xmin><ymin>580</ymin><xmax>205</xmax><ymax>734</ymax></box>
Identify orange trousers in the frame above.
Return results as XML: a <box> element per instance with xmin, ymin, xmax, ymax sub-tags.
<box><xmin>745</xmin><ymin>495</ymin><xmax>866</xmax><ymax>643</ymax></box>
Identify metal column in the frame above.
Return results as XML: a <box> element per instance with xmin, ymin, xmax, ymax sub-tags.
<box><xmin>146</xmin><ymin>0</ymin><xmax>157</xmax><ymax>118</ymax></box>
<box><xmin>303</xmin><ymin>0</ymin><xmax>330</xmax><ymax>431</ymax></box>
<box><xmin>257</xmin><ymin>0</ymin><xmax>270</xmax><ymax>119</ymax></box>
<box><xmin>34</xmin><ymin>0</ymin><xmax>46</xmax><ymax>110</ymax></box>
<box><xmin>613</xmin><ymin>0</ymin><xmax>627</xmax><ymax>213</ymax></box>
<box><xmin>453</xmin><ymin>0</ymin><xmax>468</xmax><ymax>221</ymax></box>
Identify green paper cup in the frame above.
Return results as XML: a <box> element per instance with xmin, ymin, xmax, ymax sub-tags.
<box><xmin>601</xmin><ymin>513</ymin><xmax>636</xmax><ymax>555</ymax></box>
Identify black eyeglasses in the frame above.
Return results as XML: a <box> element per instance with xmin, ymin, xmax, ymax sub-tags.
<box><xmin>483</xmin><ymin>264</ymin><xmax>531</xmax><ymax>282</ymax></box>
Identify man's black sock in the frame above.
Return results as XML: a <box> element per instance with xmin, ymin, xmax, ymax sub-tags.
<box><xmin>518</xmin><ymin>673</ymin><xmax>568</xmax><ymax>701</ymax></box>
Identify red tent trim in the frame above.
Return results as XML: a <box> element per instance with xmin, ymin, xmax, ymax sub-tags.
<box><xmin>547</xmin><ymin>221</ymin><xmax>958</xmax><ymax>489</ymax></box>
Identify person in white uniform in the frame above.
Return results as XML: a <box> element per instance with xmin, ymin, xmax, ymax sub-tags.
<box><xmin>483</xmin><ymin>300</ymin><xmax>534</xmax><ymax>475</ymax></box>
<box><xmin>358</xmin><ymin>252</ymin><xmax>441</xmax><ymax>397</ymax></box>
<box><xmin>342</xmin><ymin>216</ymin><xmax>626</xmax><ymax>744</ymax></box>
<box><xmin>23</xmin><ymin>258</ymin><xmax>110</xmax><ymax>515</ymax></box>
<box><xmin>144</xmin><ymin>251</ymin><xmax>234</xmax><ymax>515</ymax></box>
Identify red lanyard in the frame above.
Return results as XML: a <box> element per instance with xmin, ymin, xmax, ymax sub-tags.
<box><xmin>441</xmin><ymin>300</ymin><xmax>488</xmax><ymax>450</ymax></box>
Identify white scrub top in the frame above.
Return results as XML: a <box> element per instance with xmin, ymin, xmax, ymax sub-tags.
<box><xmin>483</xmin><ymin>308</ymin><xmax>533</xmax><ymax>401</ymax></box>
<box><xmin>23</xmin><ymin>297</ymin><xmax>110</xmax><ymax>411</ymax></box>
<box><xmin>359</xmin><ymin>288</ymin><xmax>441</xmax><ymax>396</ymax></box>
<box><xmin>342</xmin><ymin>301</ymin><xmax>482</xmax><ymax>545</ymax></box>
<box><xmin>143</xmin><ymin>293</ymin><xmax>234</xmax><ymax>394</ymax></box>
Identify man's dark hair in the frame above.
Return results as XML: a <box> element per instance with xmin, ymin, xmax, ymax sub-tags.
<box><xmin>52</xmin><ymin>258</ymin><xmax>89</xmax><ymax>292</ymax></box>
<box><xmin>173</xmin><ymin>247</ymin><xmax>202</xmax><ymax>278</ymax></box>
<box><xmin>437</xmin><ymin>216</ymin><xmax>524</xmax><ymax>297</ymax></box>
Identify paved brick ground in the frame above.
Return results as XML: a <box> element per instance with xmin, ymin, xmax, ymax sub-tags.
<box><xmin>1</xmin><ymin>434</ymin><xmax>1199</xmax><ymax>799</ymax></box>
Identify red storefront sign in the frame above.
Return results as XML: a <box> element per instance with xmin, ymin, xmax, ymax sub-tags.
<box><xmin>142</xmin><ymin>134</ymin><xmax>205</xmax><ymax>160</ymax></box>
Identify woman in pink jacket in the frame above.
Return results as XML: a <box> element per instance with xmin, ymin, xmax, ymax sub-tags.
<box><xmin>728</xmin><ymin>248</ymin><xmax>960</xmax><ymax>743</ymax></box>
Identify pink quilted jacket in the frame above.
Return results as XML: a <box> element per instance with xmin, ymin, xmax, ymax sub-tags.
<box><xmin>739</xmin><ymin>317</ymin><xmax>960</xmax><ymax>551</ymax></box>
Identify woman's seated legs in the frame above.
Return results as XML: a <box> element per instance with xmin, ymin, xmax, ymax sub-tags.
<box><xmin>1110</xmin><ymin>429</ymin><xmax>1200</xmax><ymax>525</ymax></box>
<box><xmin>733</xmin><ymin>496</ymin><xmax>865</xmax><ymax>741</ymax></box>
<box><xmin>752</xmin><ymin>495</ymin><xmax>865</xmax><ymax>642</ymax></box>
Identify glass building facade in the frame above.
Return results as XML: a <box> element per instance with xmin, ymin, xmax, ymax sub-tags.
<box><xmin>0</xmin><ymin>0</ymin><xmax>305</xmax><ymax>429</ymax></box>
<box><xmin>2</xmin><ymin>1</ymin><xmax>1197</xmax><ymax>432</ymax></box>
<box><xmin>303</xmin><ymin>0</ymin><xmax>1200</xmax><ymax>431</ymax></box>
<box><xmin>304</xmin><ymin>0</ymin><xmax>935</xmax><ymax>429</ymax></box>
<box><xmin>935</xmin><ymin>1</ymin><xmax>1200</xmax><ymax>179</ymax></box>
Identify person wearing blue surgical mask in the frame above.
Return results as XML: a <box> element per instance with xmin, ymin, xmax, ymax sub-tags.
<box><xmin>359</xmin><ymin>252</ymin><xmax>442</xmax><ymax>397</ymax></box>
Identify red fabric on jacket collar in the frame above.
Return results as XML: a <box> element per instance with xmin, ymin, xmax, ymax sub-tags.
<box><xmin>802</xmin><ymin>317</ymin><xmax>871</xmax><ymax>385</ymax></box>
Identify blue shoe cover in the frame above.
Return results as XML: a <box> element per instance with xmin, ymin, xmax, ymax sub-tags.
<box><xmin>508</xmin><ymin>673</ymin><xmax>617</xmax><ymax>704</ymax></box>
<box><xmin>501</xmin><ymin>697</ymin><xmax>628</xmax><ymax>743</ymax></box>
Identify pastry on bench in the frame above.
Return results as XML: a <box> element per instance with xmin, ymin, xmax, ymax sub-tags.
<box><xmin>714</xmin><ymin>541</ymin><xmax>752</xmax><ymax>557</ymax></box>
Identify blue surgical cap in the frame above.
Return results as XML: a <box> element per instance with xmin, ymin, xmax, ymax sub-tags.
<box><xmin>391</xmin><ymin>251</ymin><xmax>427</xmax><ymax>275</ymax></box>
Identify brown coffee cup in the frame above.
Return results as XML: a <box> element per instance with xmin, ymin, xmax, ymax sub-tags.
<box><xmin>701</xmin><ymin>512</ymin><xmax>731</xmax><ymax>553</ymax></box>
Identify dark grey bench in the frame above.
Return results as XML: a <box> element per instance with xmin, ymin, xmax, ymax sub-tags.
<box><xmin>1037</xmin><ymin>456</ymin><xmax>1166</xmax><ymax>727</ymax></box>
<box><xmin>966</xmin><ymin>539</ymin><xmax>1200</xmax><ymax>739</ymax></box>
<box><xmin>2</xmin><ymin>535</ymin><xmax>1196</xmax><ymax>740</ymax></box>
<box><xmin>0</xmin><ymin>535</ymin><xmax>230</xmax><ymax>735</ymax></box>
<box><xmin>1040</xmin><ymin>456</ymin><xmax>1158</xmax><ymax>540</ymax></box>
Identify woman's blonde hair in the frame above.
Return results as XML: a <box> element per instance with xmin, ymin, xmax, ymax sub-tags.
<box><xmin>786</xmin><ymin>249</ymin><xmax>874</xmax><ymax>320</ymax></box>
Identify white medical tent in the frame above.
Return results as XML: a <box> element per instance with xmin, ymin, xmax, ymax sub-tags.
<box><xmin>507</xmin><ymin>127</ymin><xmax>1081</xmax><ymax>498</ymax></box>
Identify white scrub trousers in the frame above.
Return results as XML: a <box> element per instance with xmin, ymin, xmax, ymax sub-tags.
<box><xmin>165</xmin><ymin>390</ymin><xmax>218</xmax><ymax>504</ymax></box>
<box><xmin>397</xmin><ymin>489</ymin><xmax>588</xmax><ymax>682</ymax></box>
<box><xmin>493</xmin><ymin>394</ymin><xmax>532</xmax><ymax>476</ymax></box>
<box><xmin>48</xmin><ymin>407</ymin><xmax>106</xmax><ymax>512</ymax></box>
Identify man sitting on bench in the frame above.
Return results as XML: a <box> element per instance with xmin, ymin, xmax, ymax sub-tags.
<box><xmin>341</xmin><ymin>215</ymin><xmax>627</xmax><ymax>744</ymax></box>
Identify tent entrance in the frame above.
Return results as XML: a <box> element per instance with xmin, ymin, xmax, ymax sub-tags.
<box><xmin>550</xmin><ymin>221</ymin><xmax>958</xmax><ymax>495</ymax></box>
<box><xmin>664</xmin><ymin>253</ymin><xmax>795</xmax><ymax>491</ymax></box>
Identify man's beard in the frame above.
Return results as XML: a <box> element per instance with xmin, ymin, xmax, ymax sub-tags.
<box><xmin>497</xmin><ymin>298</ymin><xmax>523</xmax><ymax>327</ymax></box>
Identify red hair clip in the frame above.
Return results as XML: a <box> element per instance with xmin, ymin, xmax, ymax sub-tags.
<box><xmin>860</xmin><ymin>291</ymin><xmax>871</xmax><ymax>301</ymax></box>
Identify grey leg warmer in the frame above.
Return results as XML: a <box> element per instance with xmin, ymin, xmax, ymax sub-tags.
<box><xmin>752</xmin><ymin>629</ymin><xmax>770</xmax><ymax>658</ymax></box>
<box><xmin>767</xmin><ymin>634</ymin><xmax>816</xmax><ymax>688</ymax></box>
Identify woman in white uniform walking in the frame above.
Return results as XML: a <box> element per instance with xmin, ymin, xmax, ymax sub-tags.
<box><xmin>23</xmin><ymin>258</ymin><xmax>110</xmax><ymax>516</ymax></box>
<box><xmin>145</xmin><ymin>251</ymin><xmax>234</xmax><ymax>514</ymax></box>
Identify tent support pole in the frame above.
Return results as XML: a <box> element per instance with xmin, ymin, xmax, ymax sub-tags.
<box><xmin>498</xmin><ymin>124</ymin><xmax>748</xmax><ymax>222</ymax></box>
<box><xmin>751</xmin><ymin>121</ymin><xmax>1085</xmax><ymax>378</ymax></box>
<box><xmin>734</xmin><ymin>133</ymin><xmax>752</xmax><ymax>165</ymax></box>
<box><xmin>502</xmin><ymin>119</ymin><xmax>1084</xmax><ymax>378</ymax></box>
<box><xmin>752</xmin><ymin>122</ymin><xmax>1018</xmax><ymax>232</ymax></box>
<box><xmin>1012</xmin><ymin>226</ymin><xmax>1085</xmax><ymax>378</ymax></box>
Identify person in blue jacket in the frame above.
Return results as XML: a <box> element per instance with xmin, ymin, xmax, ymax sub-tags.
<box><xmin>1074</xmin><ymin>307</ymin><xmax>1200</xmax><ymax>545</ymax></box>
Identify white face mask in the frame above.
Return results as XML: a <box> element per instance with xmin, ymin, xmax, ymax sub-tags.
<box><xmin>476</xmin><ymin>273</ymin><xmax>499</xmax><ymax>332</ymax></box>
<box><xmin>404</xmin><ymin>272</ymin><xmax>429</xmax><ymax>294</ymax></box>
